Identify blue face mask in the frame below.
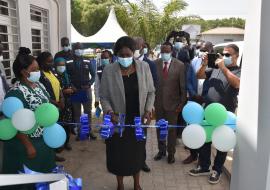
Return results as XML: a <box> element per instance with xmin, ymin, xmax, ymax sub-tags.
<box><xmin>223</xmin><ymin>56</ymin><xmax>232</xmax><ymax>66</ymax></box>
<box><xmin>74</xmin><ymin>49</ymin><xmax>83</xmax><ymax>57</ymax></box>
<box><xmin>118</xmin><ymin>57</ymin><xmax>133</xmax><ymax>68</ymax></box>
<box><xmin>161</xmin><ymin>53</ymin><xmax>171</xmax><ymax>62</ymax></box>
<box><xmin>28</xmin><ymin>71</ymin><xmax>41</xmax><ymax>83</ymax></box>
<box><xmin>174</xmin><ymin>42</ymin><xmax>183</xmax><ymax>50</ymax></box>
<box><xmin>57</xmin><ymin>66</ymin><xmax>66</xmax><ymax>73</ymax></box>
<box><xmin>101</xmin><ymin>59</ymin><xmax>110</xmax><ymax>66</ymax></box>
<box><xmin>63</xmin><ymin>46</ymin><xmax>70</xmax><ymax>52</ymax></box>
<box><xmin>143</xmin><ymin>48</ymin><xmax>148</xmax><ymax>55</ymax></box>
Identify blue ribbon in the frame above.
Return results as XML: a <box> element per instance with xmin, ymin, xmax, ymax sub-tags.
<box><xmin>100</xmin><ymin>115</ymin><xmax>114</xmax><ymax>139</ymax></box>
<box><xmin>118</xmin><ymin>114</ymin><xmax>126</xmax><ymax>137</ymax></box>
<box><xmin>134</xmin><ymin>117</ymin><xmax>146</xmax><ymax>141</ymax></box>
<box><xmin>20</xmin><ymin>165</ymin><xmax>82</xmax><ymax>190</ymax></box>
<box><xmin>80</xmin><ymin>114</ymin><xmax>90</xmax><ymax>140</ymax></box>
<box><xmin>157</xmin><ymin>119</ymin><xmax>168</xmax><ymax>141</ymax></box>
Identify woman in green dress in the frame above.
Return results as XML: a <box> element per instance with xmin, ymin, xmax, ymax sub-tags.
<box><xmin>1</xmin><ymin>47</ymin><xmax>55</xmax><ymax>190</ymax></box>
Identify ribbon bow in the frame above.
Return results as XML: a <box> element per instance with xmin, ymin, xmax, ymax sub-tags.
<box><xmin>79</xmin><ymin>114</ymin><xmax>90</xmax><ymax>140</ymax></box>
<box><xmin>134</xmin><ymin>117</ymin><xmax>146</xmax><ymax>141</ymax></box>
<box><xmin>100</xmin><ymin>115</ymin><xmax>114</xmax><ymax>139</ymax></box>
<box><xmin>157</xmin><ymin>119</ymin><xmax>168</xmax><ymax>141</ymax></box>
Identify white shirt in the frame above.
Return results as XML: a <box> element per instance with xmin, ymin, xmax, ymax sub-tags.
<box><xmin>0</xmin><ymin>77</ymin><xmax>5</xmax><ymax>111</ymax></box>
<box><xmin>162</xmin><ymin>59</ymin><xmax>172</xmax><ymax>69</ymax></box>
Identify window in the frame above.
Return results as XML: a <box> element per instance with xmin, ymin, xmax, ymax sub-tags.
<box><xmin>30</xmin><ymin>5</ymin><xmax>49</xmax><ymax>57</ymax></box>
<box><xmin>224</xmin><ymin>39</ymin><xmax>233</xmax><ymax>42</ymax></box>
<box><xmin>0</xmin><ymin>0</ymin><xmax>19</xmax><ymax>79</ymax></box>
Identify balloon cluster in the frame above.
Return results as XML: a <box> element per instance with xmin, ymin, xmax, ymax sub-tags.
<box><xmin>181</xmin><ymin>101</ymin><xmax>237</xmax><ymax>152</ymax></box>
<box><xmin>0</xmin><ymin>97</ymin><xmax>66</xmax><ymax>148</ymax></box>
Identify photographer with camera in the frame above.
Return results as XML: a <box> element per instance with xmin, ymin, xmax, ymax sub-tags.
<box><xmin>189</xmin><ymin>44</ymin><xmax>241</xmax><ymax>184</ymax></box>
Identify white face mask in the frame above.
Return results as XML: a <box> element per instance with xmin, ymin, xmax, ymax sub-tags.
<box><xmin>27</xmin><ymin>71</ymin><xmax>41</xmax><ymax>83</ymax></box>
<box><xmin>75</xmin><ymin>49</ymin><xmax>83</xmax><ymax>57</ymax></box>
<box><xmin>134</xmin><ymin>50</ymin><xmax>142</xmax><ymax>59</ymax></box>
<box><xmin>63</xmin><ymin>46</ymin><xmax>70</xmax><ymax>52</ymax></box>
<box><xmin>57</xmin><ymin>66</ymin><xmax>66</xmax><ymax>73</ymax></box>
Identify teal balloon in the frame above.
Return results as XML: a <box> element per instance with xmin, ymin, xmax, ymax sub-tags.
<box><xmin>205</xmin><ymin>103</ymin><xmax>227</xmax><ymax>126</ymax></box>
<box><xmin>35</xmin><ymin>103</ymin><xmax>59</xmax><ymax>127</ymax></box>
<box><xmin>0</xmin><ymin>119</ymin><xmax>17</xmax><ymax>140</ymax></box>
<box><xmin>225</xmin><ymin>111</ymin><xmax>237</xmax><ymax>130</ymax></box>
<box><xmin>2</xmin><ymin>97</ymin><xmax>24</xmax><ymax>118</ymax></box>
<box><xmin>43</xmin><ymin>123</ymin><xmax>66</xmax><ymax>148</ymax></box>
<box><xmin>182</xmin><ymin>101</ymin><xmax>204</xmax><ymax>124</ymax></box>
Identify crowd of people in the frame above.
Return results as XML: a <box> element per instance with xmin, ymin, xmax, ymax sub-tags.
<box><xmin>0</xmin><ymin>30</ymin><xmax>241</xmax><ymax>190</ymax></box>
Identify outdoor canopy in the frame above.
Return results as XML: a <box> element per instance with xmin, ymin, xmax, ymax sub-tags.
<box><xmin>71</xmin><ymin>7</ymin><xmax>127</xmax><ymax>44</ymax></box>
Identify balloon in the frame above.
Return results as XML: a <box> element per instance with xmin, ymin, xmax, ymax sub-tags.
<box><xmin>182</xmin><ymin>124</ymin><xmax>206</xmax><ymax>149</ymax></box>
<box><xmin>21</xmin><ymin>124</ymin><xmax>39</xmax><ymax>135</ymax></box>
<box><xmin>212</xmin><ymin>125</ymin><xmax>237</xmax><ymax>152</ymax></box>
<box><xmin>182</xmin><ymin>101</ymin><xmax>204</xmax><ymax>124</ymax></box>
<box><xmin>204</xmin><ymin>103</ymin><xmax>227</xmax><ymax>126</ymax></box>
<box><xmin>12</xmin><ymin>109</ymin><xmax>36</xmax><ymax>131</ymax></box>
<box><xmin>35</xmin><ymin>103</ymin><xmax>59</xmax><ymax>127</ymax></box>
<box><xmin>225</xmin><ymin>111</ymin><xmax>237</xmax><ymax>130</ymax></box>
<box><xmin>2</xmin><ymin>97</ymin><xmax>24</xmax><ymax>118</ymax></box>
<box><xmin>43</xmin><ymin>123</ymin><xmax>66</xmax><ymax>148</ymax></box>
<box><xmin>0</xmin><ymin>119</ymin><xmax>17</xmax><ymax>140</ymax></box>
<box><xmin>201</xmin><ymin>120</ymin><xmax>211</xmax><ymax>127</ymax></box>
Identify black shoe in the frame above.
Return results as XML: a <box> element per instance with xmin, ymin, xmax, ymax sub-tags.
<box><xmin>208</xmin><ymin>170</ymin><xmax>221</xmax><ymax>184</ymax></box>
<box><xmin>89</xmin><ymin>132</ymin><xmax>97</xmax><ymax>140</ymax></box>
<box><xmin>189</xmin><ymin>166</ymin><xmax>210</xmax><ymax>176</ymax></box>
<box><xmin>55</xmin><ymin>155</ymin><xmax>65</xmax><ymax>162</ymax></box>
<box><xmin>142</xmin><ymin>163</ymin><xmax>151</xmax><ymax>172</ymax></box>
<box><xmin>154</xmin><ymin>152</ymin><xmax>166</xmax><ymax>161</ymax></box>
<box><xmin>64</xmin><ymin>143</ymin><xmax>72</xmax><ymax>151</ymax></box>
<box><xmin>182</xmin><ymin>155</ymin><xmax>197</xmax><ymax>164</ymax></box>
<box><xmin>167</xmin><ymin>154</ymin><xmax>175</xmax><ymax>164</ymax></box>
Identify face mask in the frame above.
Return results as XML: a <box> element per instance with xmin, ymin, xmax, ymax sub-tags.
<box><xmin>101</xmin><ymin>59</ymin><xmax>110</xmax><ymax>66</ymax></box>
<box><xmin>223</xmin><ymin>56</ymin><xmax>232</xmax><ymax>66</ymax></box>
<box><xmin>161</xmin><ymin>53</ymin><xmax>171</xmax><ymax>62</ymax></box>
<box><xmin>143</xmin><ymin>48</ymin><xmax>148</xmax><ymax>55</ymax></box>
<box><xmin>63</xmin><ymin>46</ymin><xmax>70</xmax><ymax>52</ymax></box>
<box><xmin>195</xmin><ymin>49</ymin><xmax>200</xmax><ymax>56</ymax></box>
<box><xmin>134</xmin><ymin>50</ymin><xmax>142</xmax><ymax>59</ymax></box>
<box><xmin>75</xmin><ymin>49</ymin><xmax>83</xmax><ymax>57</ymax></box>
<box><xmin>174</xmin><ymin>42</ymin><xmax>183</xmax><ymax>50</ymax></box>
<box><xmin>57</xmin><ymin>66</ymin><xmax>66</xmax><ymax>73</ymax></box>
<box><xmin>27</xmin><ymin>71</ymin><xmax>41</xmax><ymax>83</ymax></box>
<box><xmin>0</xmin><ymin>55</ymin><xmax>3</xmax><ymax>62</ymax></box>
<box><xmin>169</xmin><ymin>38</ymin><xmax>174</xmax><ymax>44</ymax></box>
<box><xmin>118</xmin><ymin>57</ymin><xmax>133</xmax><ymax>68</ymax></box>
<box><xmin>198</xmin><ymin>51</ymin><xmax>205</xmax><ymax>58</ymax></box>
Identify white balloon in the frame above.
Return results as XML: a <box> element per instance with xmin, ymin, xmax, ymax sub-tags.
<box><xmin>12</xmin><ymin>109</ymin><xmax>36</xmax><ymax>131</ymax></box>
<box><xmin>182</xmin><ymin>124</ymin><xmax>206</xmax><ymax>149</ymax></box>
<box><xmin>212</xmin><ymin>125</ymin><xmax>237</xmax><ymax>152</ymax></box>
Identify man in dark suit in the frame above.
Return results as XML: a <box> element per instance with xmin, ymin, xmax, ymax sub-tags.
<box><xmin>154</xmin><ymin>42</ymin><xmax>186</xmax><ymax>164</ymax></box>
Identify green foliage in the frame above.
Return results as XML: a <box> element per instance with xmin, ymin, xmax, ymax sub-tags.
<box><xmin>71</xmin><ymin>0</ymin><xmax>245</xmax><ymax>48</ymax></box>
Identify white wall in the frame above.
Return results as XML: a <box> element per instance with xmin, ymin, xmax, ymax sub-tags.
<box><xmin>200</xmin><ymin>34</ymin><xmax>244</xmax><ymax>45</ymax></box>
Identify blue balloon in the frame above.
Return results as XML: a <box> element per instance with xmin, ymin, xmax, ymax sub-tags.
<box><xmin>2</xmin><ymin>97</ymin><xmax>24</xmax><ymax>118</ymax></box>
<box><xmin>182</xmin><ymin>101</ymin><xmax>204</xmax><ymax>124</ymax></box>
<box><xmin>43</xmin><ymin>123</ymin><xmax>66</xmax><ymax>148</ymax></box>
<box><xmin>225</xmin><ymin>111</ymin><xmax>237</xmax><ymax>130</ymax></box>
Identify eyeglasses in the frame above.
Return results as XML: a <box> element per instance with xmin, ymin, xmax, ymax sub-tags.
<box><xmin>222</xmin><ymin>53</ymin><xmax>231</xmax><ymax>57</ymax></box>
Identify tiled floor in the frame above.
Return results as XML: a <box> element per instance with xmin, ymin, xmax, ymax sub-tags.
<box><xmin>60</xmin><ymin>128</ymin><xmax>230</xmax><ymax>190</ymax></box>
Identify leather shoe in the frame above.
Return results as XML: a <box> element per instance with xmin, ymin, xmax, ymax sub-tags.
<box><xmin>167</xmin><ymin>154</ymin><xmax>175</xmax><ymax>164</ymax></box>
<box><xmin>142</xmin><ymin>163</ymin><xmax>151</xmax><ymax>172</ymax></box>
<box><xmin>182</xmin><ymin>155</ymin><xmax>197</xmax><ymax>164</ymax></box>
<box><xmin>154</xmin><ymin>152</ymin><xmax>166</xmax><ymax>161</ymax></box>
<box><xmin>55</xmin><ymin>155</ymin><xmax>65</xmax><ymax>162</ymax></box>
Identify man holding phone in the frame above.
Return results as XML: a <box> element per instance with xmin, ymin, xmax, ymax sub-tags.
<box><xmin>189</xmin><ymin>44</ymin><xmax>241</xmax><ymax>184</ymax></box>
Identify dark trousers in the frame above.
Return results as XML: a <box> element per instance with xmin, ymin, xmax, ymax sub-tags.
<box><xmin>156</xmin><ymin>110</ymin><xmax>178</xmax><ymax>155</ymax></box>
<box><xmin>199</xmin><ymin>142</ymin><xmax>227</xmax><ymax>174</ymax></box>
<box><xmin>63</xmin><ymin>124</ymin><xmax>71</xmax><ymax>145</ymax></box>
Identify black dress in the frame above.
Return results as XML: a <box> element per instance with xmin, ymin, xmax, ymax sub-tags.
<box><xmin>106</xmin><ymin>72</ymin><xmax>145</xmax><ymax>176</ymax></box>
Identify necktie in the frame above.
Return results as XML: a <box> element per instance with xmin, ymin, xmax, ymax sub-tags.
<box><xmin>163</xmin><ymin>62</ymin><xmax>169</xmax><ymax>79</ymax></box>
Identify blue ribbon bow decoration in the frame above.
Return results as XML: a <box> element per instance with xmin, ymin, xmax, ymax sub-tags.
<box><xmin>134</xmin><ymin>117</ymin><xmax>146</xmax><ymax>141</ymax></box>
<box><xmin>157</xmin><ymin>119</ymin><xmax>168</xmax><ymax>141</ymax></box>
<box><xmin>100</xmin><ymin>115</ymin><xmax>114</xmax><ymax>139</ymax></box>
<box><xmin>80</xmin><ymin>114</ymin><xmax>90</xmax><ymax>140</ymax></box>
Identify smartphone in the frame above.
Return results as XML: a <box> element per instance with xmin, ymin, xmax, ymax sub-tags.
<box><xmin>207</xmin><ymin>53</ymin><xmax>219</xmax><ymax>68</ymax></box>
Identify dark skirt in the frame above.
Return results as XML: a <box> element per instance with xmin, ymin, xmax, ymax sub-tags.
<box><xmin>106</xmin><ymin>127</ymin><xmax>145</xmax><ymax>176</ymax></box>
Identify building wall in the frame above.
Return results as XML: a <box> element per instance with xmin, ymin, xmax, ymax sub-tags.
<box><xmin>200</xmin><ymin>34</ymin><xmax>244</xmax><ymax>45</ymax></box>
<box><xmin>0</xmin><ymin>0</ymin><xmax>71</xmax><ymax>80</ymax></box>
